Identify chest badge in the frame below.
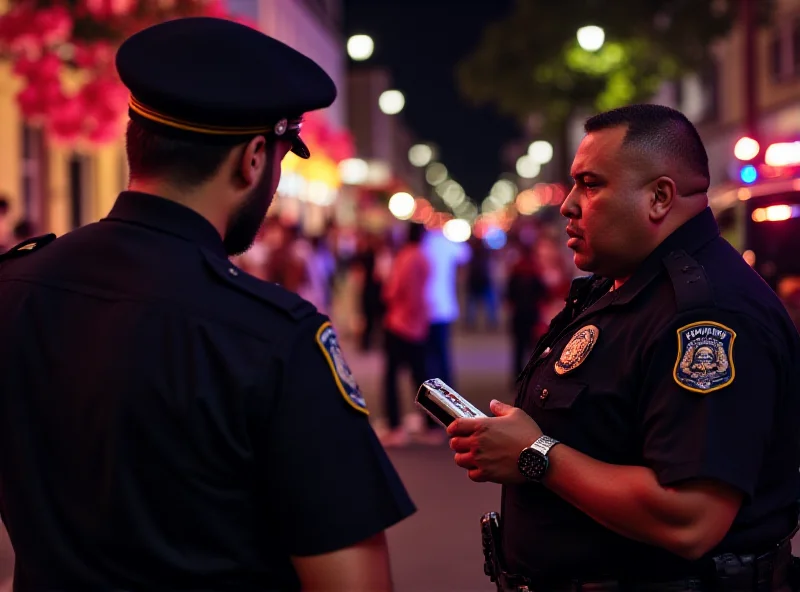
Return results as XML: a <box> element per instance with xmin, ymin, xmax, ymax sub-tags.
<box><xmin>554</xmin><ymin>325</ymin><xmax>600</xmax><ymax>375</ymax></box>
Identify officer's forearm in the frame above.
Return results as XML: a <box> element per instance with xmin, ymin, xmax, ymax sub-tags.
<box><xmin>542</xmin><ymin>445</ymin><xmax>737</xmax><ymax>560</ymax></box>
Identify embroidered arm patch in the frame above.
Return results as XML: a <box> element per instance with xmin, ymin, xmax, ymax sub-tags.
<box><xmin>316</xmin><ymin>321</ymin><xmax>369</xmax><ymax>415</ymax></box>
<box><xmin>673</xmin><ymin>321</ymin><xmax>736</xmax><ymax>394</ymax></box>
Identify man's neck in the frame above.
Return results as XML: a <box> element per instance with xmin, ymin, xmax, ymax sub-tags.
<box><xmin>127</xmin><ymin>181</ymin><xmax>226</xmax><ymax>237</ymax></box>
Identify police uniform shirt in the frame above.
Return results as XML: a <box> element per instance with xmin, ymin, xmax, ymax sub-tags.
<box><xmin>503</xmin><ymin>207</ymin><xmax>800</xmax><ymax>581</ymax></box>
<box><xmin>0</xmin><ymin>192</ymin><xmax>415</xmax><ymax>590</ymax></box>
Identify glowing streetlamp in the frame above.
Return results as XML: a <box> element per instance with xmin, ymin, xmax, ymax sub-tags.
<box><xmin>577</xmin><ymin>25</ymin><xmax>605</xmax><ymax>51</ymax></box>
<box><xmin>347</xmin><ymin>35</ymin><xmax>374</xmax><ymax>61</ymax></box>
<box><xmin>379</xmin><ymin>90</ymin><xmax>405</xmax><ymax>115</ymax></box>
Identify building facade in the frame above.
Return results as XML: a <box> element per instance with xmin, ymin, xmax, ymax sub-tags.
<box><xmin>0</xmin><ymin>0</ymin><xmax>349</xmax><ymax>237</ymax></box>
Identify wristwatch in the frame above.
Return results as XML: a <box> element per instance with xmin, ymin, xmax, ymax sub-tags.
<box><xmin>517</xmin><ymin>435</ymin><xmax>560</xmax><ymax>482</ymax></box>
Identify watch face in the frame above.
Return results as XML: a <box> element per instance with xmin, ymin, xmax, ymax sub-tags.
<box><xmin>518</xmin><ymin>447</ymin><xmax>548</xmax><ymax>482</ymax></box>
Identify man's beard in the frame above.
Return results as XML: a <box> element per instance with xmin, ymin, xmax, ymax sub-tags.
<box><xmin>223</xmin><ymin>170</ymin><xmax>275</xmax><ymax>256</ymax></box>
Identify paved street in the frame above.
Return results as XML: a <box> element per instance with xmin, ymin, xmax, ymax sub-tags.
<box><xmin>341</xmin><ymin>323</ymin><xmax>800</xmax><ymax>592</ymax></box>
<box><xmin>342</xmin><ymin>325</ymin><xmax>515</xmax><ymax>592</ymax></box>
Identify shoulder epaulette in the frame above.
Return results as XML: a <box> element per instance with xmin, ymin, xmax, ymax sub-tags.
<box><xmin>201</xmin><ymin>249</ymin><xmax>317</xmax><ymax>321</ymax></box>
<box><xmin>662</xmin><ymin>249</ymin><xmax>715</xmax><ymax>312</ymax></box>
<box><xmin>0</xmin><ymin>233</ymin><xmax>57</xmax><ymax>264</ymax></box>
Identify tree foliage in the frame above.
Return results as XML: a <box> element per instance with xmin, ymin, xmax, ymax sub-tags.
<box><xmin>458</xmin><ymin>0</ymin><xmax>774</xmax><ymax>136</ymax></box>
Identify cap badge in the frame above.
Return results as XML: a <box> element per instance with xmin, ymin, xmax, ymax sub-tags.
<box><xmin>274</xmin><ymin>119</ymin><xmax>288</xmax><ymax>136</ymax></box>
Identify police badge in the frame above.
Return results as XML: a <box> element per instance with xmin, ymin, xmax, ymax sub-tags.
<box><xmin>673</xmin><ymin>321</ymin><xmax>736</xmax><ymax>393</ymax></box>
<box><xmin>316</xmin><ymin>321</ymin><xmax>368</xmax><ymax>415</ymax></box>
<box><xmin>554</xmin><ymin>325</ymin><xmax>600</xmax><ymax>375</ymax></box>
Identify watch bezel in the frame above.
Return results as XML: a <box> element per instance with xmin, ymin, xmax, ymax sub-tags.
<box><xmin>517</xmin><ymin>446</ymin><xmax>549</xmax><ymax>482</ymax></box>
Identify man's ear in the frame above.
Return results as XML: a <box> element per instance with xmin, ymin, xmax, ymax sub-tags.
<box><xmin>649</xmin><ymin>176</ymin><xmax>677</xmax><ymax>223</ymax></box>
<box><xmin>238</xmin><ymin>135</ymin><xmax>267</xmax><ymax>188</ymax></box>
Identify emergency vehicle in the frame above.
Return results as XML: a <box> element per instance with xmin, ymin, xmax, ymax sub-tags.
<box><xmin>709</xmin><ymin>137</ymin><xmax>800</xmax><ymax>327</ymax></box>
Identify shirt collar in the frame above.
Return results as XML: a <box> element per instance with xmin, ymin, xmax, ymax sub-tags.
<box><xmin>610</xmin><ymin>206</ymin><xmax>720</xmax><ymax>305</ymax></box>
<box><xmin>104</xmin><ymin>191</ymin><xmax>227</xmax><ymax>257</ymax></box>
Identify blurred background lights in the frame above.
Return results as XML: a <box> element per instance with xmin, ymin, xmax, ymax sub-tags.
<box><xmin>528</xmin><ymin>140</ymin><xmax>553</xmax><ymax>164</ymax></box>
<box><xmin>490</xmin><ymin>179</ymin><xmax>517</xmax><ymax>204</ymax></box>
<box><xmin>337</xmin><ymin>158</ymin><xmax>369</xmax><ymax>185</ymax></box>
<box><xmin>764</xmin><ymin>142</ymin><xmax>800</xmax><ymax>167</ymax></box>
<box><xmin>483</xmin><ymin>227</ymin><xmax>507</xmax><ymax>250</ymax></box>
<box><xmin>408</xmin><ymin>144</ymin><xmax>433</xmax><ymax>167</ymax></box>
<box><xmin>388</xmin><ymin>192</ymin><xmax>416</xmax><ymax>220</ymax></box>
<box><xmin>527</xmin><ymin>140</ymin><xmax>554</xmax><ymax>164</ymax></box>
<box><xmin>443</xmin><ymin>218</ymin><xmax>472</xmax><ymax>242</ymax></box>
<box><xmin>425</xmin><ymin>162</ymin><xmax>448</xmax><ymax>186</ymax></box>
<box><xmin>515</xmin><ymin>189</ymin><xmax>541</xmax><ymax>215</ymax></box>
<box><xmin>378</xmin><ymin>90</ymin><xmax>405</xmax><ymax>115</ymax></box>
<box><xmin>516</xmin><ymin>155</ymin><xmax>541</xmax><ymax>179</ymax></box>
<box><xmin>346</xmin><ymin>34</ymin><xmax>374</xmax><ymax>61</ymax></box>
<box><xmin>739</xmin><ymin>164</ymin><xmax>758</xmax><ymax>184</ymax></box>
<box><xmin>577</xmin><ymin>25</ymin><xmax>605</xmax><ymax>51</ymax></box>
<box><xmin>733</xmin><ymin>137</ymin><xmax>760</xmax><ymax>161</ymax></box>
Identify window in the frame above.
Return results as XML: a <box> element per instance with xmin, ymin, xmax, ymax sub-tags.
<box><xmin>20</xmin><ymin>124</ymin><xmax>45</xmax><ymax>228</ymax></box>
<box><xmin>68</xmin><ymin>154</ymin><xmax>91</xmax><ymax>229</ymax></box>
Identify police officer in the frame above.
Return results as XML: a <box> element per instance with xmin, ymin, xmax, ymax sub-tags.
<box><xmin>0</xmin><ymin>17</ymin><xmax>415</xmax><ymax>590</ymax></box>
<box><xmin>448</xmin><ymin>104</ymin><xmax>800</xmax><ymax>590</ymax></box>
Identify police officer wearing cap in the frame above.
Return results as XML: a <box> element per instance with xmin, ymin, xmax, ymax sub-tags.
<box><xmin>448</xmin><ymin>104</ymin><xmax>800</xmax><ymax>590</ymax></box>
<box><xmin>0</xmin><ymin>17</ymin><xmax>414</xmax><ymax>591</ymax></box>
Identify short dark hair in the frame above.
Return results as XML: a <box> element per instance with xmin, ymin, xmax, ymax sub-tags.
<box><xmin>125</xmin><ymin>119</ymin><xmax>237</xmax><ymax>188</ymax></box>
<box><xmin>584</xmin><ymin>104</ymin><xmax>710</xmax><ymax>189</ymax></box>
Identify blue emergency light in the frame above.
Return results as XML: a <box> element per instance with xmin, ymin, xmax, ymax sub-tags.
<box><xmin>740</xmin><ymin>165</ymin><xmax>758</xmax><ymax>184</ymax></box>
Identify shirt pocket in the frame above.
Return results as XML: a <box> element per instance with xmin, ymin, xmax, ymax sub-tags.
<box><xmin>530</xmin><ymin>379</ymin><xmax>586</xmax><ymax>410</ymax></box>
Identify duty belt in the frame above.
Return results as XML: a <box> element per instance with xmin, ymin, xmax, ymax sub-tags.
<box><xmin>497</xmin><ymin>539</ymin><xmax>795</xmax><ymax>592</ymax></box>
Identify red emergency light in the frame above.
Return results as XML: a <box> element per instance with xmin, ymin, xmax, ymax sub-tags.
<box><xmin>764</xmin><ymin>142</ymin><xmax>800</xmax><ymax>167</ymax></box>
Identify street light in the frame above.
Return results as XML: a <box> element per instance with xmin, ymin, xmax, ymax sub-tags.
<box><xmin>388</xmin><ymin>192</ymin><xmax>416</xmax><ymax>220</ymax></box>
<box><xmin>516</xmin><ymin>155</ymin><xmax>541</xmax><ymax>179</ymax></box>
<box><xmin>409</xmin><ymin>144</ymin><xmax>433</xmax><ymax>167</ymax></box>
<box><xmin>527</xmin><ymin>140</ymin><xmax>554</xmax><ymax>165</ymax></box>
<box><xmin>379</xmin><ymin>90</ymin><xmax>405</xmax><ymax>115</ymax></box>
<box><xmin>347</xmin><ymin>34</ymin><xmax>374</xmax><ymax>61</ymax></box>
<box><xmin>577</xmin><ymin>25</ymin><xmax>605</xmax><ymax>51</ymax></box>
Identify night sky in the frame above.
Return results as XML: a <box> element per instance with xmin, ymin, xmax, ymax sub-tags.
<box><xmin>342</xmin><ymin>0</ymin><xmax>519</xmax><ymax>202</ymax></box>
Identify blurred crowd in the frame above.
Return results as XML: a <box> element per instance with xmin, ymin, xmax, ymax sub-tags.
<box><xmin>233</xmin><ymin>213</ymin><xmax>579</xmax><ymax>448</ymax></box>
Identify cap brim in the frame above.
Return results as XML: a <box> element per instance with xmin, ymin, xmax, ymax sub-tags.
<box><xmin>292</xmin><ymin>136</ymin><xmax>310</xmax><ymax>159</ymax></box>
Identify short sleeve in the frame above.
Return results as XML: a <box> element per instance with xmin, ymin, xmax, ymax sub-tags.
<box><xmin>258</xmin><ymin>316</ymin><xmax>416</xmax><ymax>556</ymax></box>
<box><xmin>639</xmin><ymin>309</ymin><xmax>780</xmax><ymax>498</ymax></box>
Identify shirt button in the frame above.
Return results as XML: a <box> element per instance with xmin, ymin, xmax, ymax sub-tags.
<box><xmin>228</xmin><ymin>267</ymin><xmax>239</xmax><ymax>276</ymax></box>
<box><xmin>540</xmin><ymin>388</ymin><xmax>549</xmax><ymax>400</ymax></box>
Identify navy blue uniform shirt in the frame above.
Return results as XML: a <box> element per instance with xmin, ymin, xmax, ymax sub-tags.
<box><xmin>504</xmin><ymin>208</ymin><xmax>800</xmax><ymax>581</ymax></box>
<box><xmin>0</xmin><ymin>191</ymin><xmax>415</xmax><ymax>590</ymax></box>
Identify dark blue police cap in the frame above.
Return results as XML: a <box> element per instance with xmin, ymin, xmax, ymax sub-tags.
<box><xmin>115</xmin><ymin>17</ymin><xmax>337</xmax><ymax>159</ymax></box>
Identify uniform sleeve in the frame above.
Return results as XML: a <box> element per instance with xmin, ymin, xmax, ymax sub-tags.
<box><xmin>638</xmin><ymin>309</ymin><xmax>780</xmax><ymax>498</ymax></box>
<box><xmin>260</xmin><ymin>316</ymin><xmax>416</xmax><ymax>556</ymax></box>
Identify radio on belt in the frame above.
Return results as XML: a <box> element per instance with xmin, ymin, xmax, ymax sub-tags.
<box><xmin>415</xmin><ymin>378</ymin><xmax>487</xmax><ymax>428</ymax></box>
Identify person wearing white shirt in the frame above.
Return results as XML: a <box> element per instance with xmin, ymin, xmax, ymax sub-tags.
<box><xmin>420</xmin><ymin>228</ymin><xmax>472</xmax><ymax>389</ymax></box>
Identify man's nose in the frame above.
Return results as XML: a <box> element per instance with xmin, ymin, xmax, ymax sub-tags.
<box><xmin>560</xmin><ymin>189</ymin><xmax>579</xmax><ymax>219</ymax></box>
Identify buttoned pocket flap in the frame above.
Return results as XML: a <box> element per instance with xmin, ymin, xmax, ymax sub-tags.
<box><xmin>531</xmin><ymin>380</ymin><xmax>586</xmax><ymax>409</ymax></box>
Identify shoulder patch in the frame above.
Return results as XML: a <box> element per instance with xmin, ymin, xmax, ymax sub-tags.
<box><xmin>315</xmin><ymin>321</ymin><xmax>368</xmax><ymax>415</ymax></box>
<box><xmin>673</xmin><ymin>321</ymin><xmax>736</xmax><ymax>393</ymax></box>
<box><xmin>0</xmin><ymin>233</ymin><xmax>57</xmax><ymax>264</ymax></box>
<box><xmin>201</xmin><ymin>250</ymin><xmax>316</xmax><ymax>321</ymax></box>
